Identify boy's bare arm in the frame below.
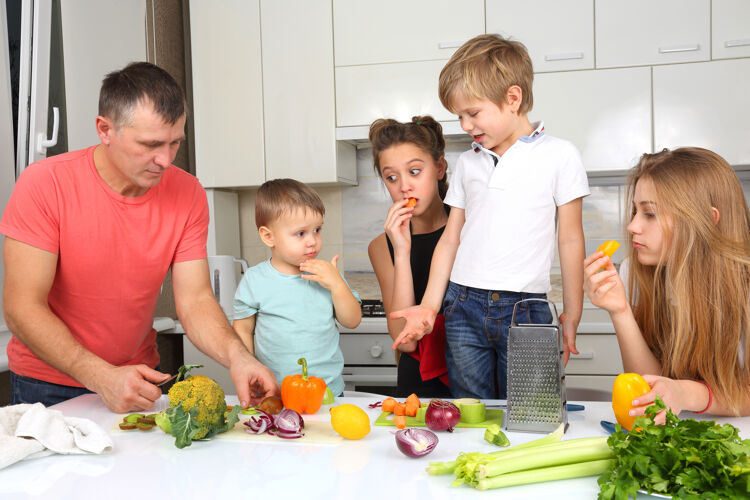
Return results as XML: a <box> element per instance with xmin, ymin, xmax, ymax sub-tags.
<box><xmin>232</xmin><ymin>316</ymin><xmax>256</xmax><ymax>355</ymax></box>
<box><xmin>557</xmin><ymin>198</ymin><xmax>584</xmax><ymax>364</ymax></box>
<box><xmin>300</xmin><ymin>255</ymin><xmax>362</xmax><ymax>329</ymax></box>
<box><xmin>390</xmin><ymin>208</ymin><xmax>465</xmax><ymax>348</ymax></box>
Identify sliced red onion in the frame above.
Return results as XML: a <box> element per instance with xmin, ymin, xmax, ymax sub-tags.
<box><xmin>268</xmin><ymin>428</ymin><xmax>304</xmax><ymax>439</ymax></box>
<box><xmin>395</xmin><ymin>428</ymin><xmax>439</xmax><ymax>458</ymax></box>
<box><xmin>274</xmin><ymin>409</ymin><xmax>305</xmax><ymax>432</ymax></box>
<box><xmin>244</xmin><ymin>409</ymin><xmax>274</xmax><ymax>434</ymax></box>
<box><xmin>425</xmin><ymin>399</ymin><xmax>461</xmax><ymax>433</ymax></box>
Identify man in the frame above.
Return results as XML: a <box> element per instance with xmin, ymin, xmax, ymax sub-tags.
<box><xmin>0</xmin><ymin>62</ymin><xmax>279</xmax><ymax>412</ymax></box>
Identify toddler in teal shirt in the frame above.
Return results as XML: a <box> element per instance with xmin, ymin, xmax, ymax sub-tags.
<box><xmin>232</xmin><ymin>179</ymin><xmax>362</xmax><ymax>396</ymax></box>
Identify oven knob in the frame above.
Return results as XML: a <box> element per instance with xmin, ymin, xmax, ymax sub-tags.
<box><xmin>369</xmin><ymin>344</ymin><xmax>383</xmax><ymax>358</ymax></box>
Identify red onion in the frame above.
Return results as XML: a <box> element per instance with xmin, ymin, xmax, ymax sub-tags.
<box><xmin>270</xmin><ymin>409</ymin><xmax>304</xmax><ymax>438</ymax></box>
<box><xmin>395</xmin><ymin>428</ymin><xmax>438</xmax><ymax>458</ymax></box>
<box><xmin>244</xmin><ymin>409</ymin><xmax>274</xmax><ymax>434</ymax></box>
<box><xmin>425</xmin><ymin>399</ymin><xmax>461</xmax><ymax>432</ymax></box>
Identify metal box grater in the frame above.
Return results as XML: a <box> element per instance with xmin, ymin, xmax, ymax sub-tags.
<box><xmin>505</xmin><ymin>299</ymin><xmax>568</xmax><ymax>433</ymax></box>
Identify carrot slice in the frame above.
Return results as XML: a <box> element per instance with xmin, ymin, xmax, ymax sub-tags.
<box><xmin>405</xmin><ymin>198</ymin><xmax>417</xmax><ymax>208</ymax></box>
<box><xmin>394</xmin><ymin>402</ymin><xmax>406</xmax><ymax>416</ymax></box>
<box><xmin>405</xmin><ymin>393</ymin><xmax>420</xmax><ymax>408</ymax></box>
<box><xmin>381</xmin><ymin>397</ymin><xmax>397</xmax><ymax>413</ymax></box>
<box><xmin>394</xmin><ymin>415</ymin><xmax>407</xmax><ymax>429</ymax></box>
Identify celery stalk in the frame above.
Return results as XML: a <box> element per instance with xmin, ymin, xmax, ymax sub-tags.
<box><xmin>479</xmin><ymin>436</ymin><xmax>609</xmax><ymax>469</ymax></box>
<box><xmin>476</xmin><ymin>459</ymin><xmax>614</xmax><ymax>491</ymax></box>
<box><xmin>477</xmin><ymin>437</ymin><xmax>611</xmax><ymax>479</ymax></box>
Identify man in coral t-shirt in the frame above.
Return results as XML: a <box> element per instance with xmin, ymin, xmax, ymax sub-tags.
<box><xmin>0</xmin><ymin>62</ymin><xmax>279</xmax><ymax>412</ymax></box>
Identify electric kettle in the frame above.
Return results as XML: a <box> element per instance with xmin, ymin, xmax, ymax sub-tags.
<box><xmin>207</xmin><ymin>255</ymin><xmax>248</xmax><ymax>320</ymax></box>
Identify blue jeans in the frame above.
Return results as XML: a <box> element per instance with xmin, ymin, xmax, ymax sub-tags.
<box><xmin>442</xmin><ymin>282</ymin><xmax>553</xmax><ymax>399</ymax></box>
<box><xmin>10</xmin><ymin>371</ymin><xmax>93</xmax><ymax>407</ymax></box>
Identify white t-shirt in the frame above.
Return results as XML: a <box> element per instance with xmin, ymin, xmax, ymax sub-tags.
<box><xmin>444</xmin><ymin>122</ymin><xmax>590</xmax><ymax>292</ymax></box>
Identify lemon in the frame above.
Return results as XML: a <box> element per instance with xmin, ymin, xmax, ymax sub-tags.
<box><xmin>329</xmin><ymin>404</ymin><xmax>371</xmax><ymax>440</ymax></box>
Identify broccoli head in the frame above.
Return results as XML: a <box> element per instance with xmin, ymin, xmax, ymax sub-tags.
<box><xmin>161</xmin><ymin>366</ymin><xmax>240</xmax><ymax>448</ymax></box>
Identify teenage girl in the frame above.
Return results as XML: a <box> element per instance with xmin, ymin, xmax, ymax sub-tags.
<box><xmin>584</xmin><ymin>147</ymin><xmax>750</xmax><ymax>420</ymax></box>
<box><xmin>368</xmin><ymin>116</ymin><xmax>451</xmax><ymax>397</ymax></box>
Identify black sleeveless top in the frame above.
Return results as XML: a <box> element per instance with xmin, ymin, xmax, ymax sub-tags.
<box><xmin>385</xmin><ymin>206</ymin><xmax>449</xmax><ymax>306</ymax></box>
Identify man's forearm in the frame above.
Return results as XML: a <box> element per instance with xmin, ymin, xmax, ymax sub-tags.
<box><xmin>5</xmin><ymin>302</ymin><xmax>110</xmax><ymax>389</ymax></box>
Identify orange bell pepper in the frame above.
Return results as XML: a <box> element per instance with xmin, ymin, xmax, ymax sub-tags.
<box><xmin>281</xmin><ymin>358</ymin><xmax>327</xmax><ymax>414</ymax></box>
<box><xmin>597</xmin><ymin>240</ymin><xmax>621</xmax><ymax>259</ymax></box>
<box><xmin>612</xmin><ymin>372</ymin><xmax>651</xmax><ymax>431</ymax></box>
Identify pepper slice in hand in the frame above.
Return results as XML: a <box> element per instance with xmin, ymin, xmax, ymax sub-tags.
<box><xmin>612</xmin><ymin>372</ymin><xmax>651</xmax><ymax>431</ymax></box>
<box><xmin>597</xmin><ymin>240</ymin><xmax>620</xmax><ymax>259</ymax></box>
<box><xmin>281</xmin><ymin>358</ymin><xmax>327</xmax><ymax>414</ymax></box>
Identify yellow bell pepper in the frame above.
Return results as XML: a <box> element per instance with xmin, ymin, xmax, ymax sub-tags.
<box><xmin>597</xmin><ymin>240</ymin><xmax>621</xmax><ymax>259</ymax></box>
<box><xmin>612</xmin><ymin>373</ymin><xmax>651</xmax><ymax>431</ymax></box>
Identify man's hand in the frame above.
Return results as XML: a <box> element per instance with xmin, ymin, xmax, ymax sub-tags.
<box><xmin>300</xmin><ymin>255</ymin><xmax>345</xmax><ymax>292</ymax></box>
<box><xmin>91</xmin><ymin>364</ymin><xmax>170</xmax><ymax>413</ymax></box>
<box><xmin>389</xmin><ymin>305</ymin><xmax>436</xmax><ymax>350</ymax></box>
<box><xmin>229</xmin><ymin>352</ymin><xmax>281</xmax><ymax>408</ymax></box>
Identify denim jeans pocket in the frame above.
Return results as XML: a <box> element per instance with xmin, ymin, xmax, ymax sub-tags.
<box><xmin>441</xmin><ymin>282</ymin><xmax>461</xmax><ymax>322</ymax></box>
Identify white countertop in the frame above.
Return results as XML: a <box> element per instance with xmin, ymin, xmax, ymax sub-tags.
<box><xmin>1</xmin><ymin>394</ymin><xmax>748</xmax><ymax>499</ymax></box>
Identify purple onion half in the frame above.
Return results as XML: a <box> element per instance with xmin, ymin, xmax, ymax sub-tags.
<box><xmin>243</xmin><ymin>409</ymin><xmax>274</xmax><ymax>434</ymax></box>
<box><xmin>395</xmin><ymin>428</ymin><xmax>439</xmax><ymax>458</ymax></box>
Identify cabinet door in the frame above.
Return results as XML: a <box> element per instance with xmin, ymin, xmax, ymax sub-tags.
<box><xmin>564</xmin><ymin>335</ymin><xmax>623</xmax><ymax>375</ymax></box>
<box><xmin>332</xmin><ymin>0</ymin><xmax>484</xmax><ymax>66</ymax></box>
<box><xmin>531</xmin><ymin>67</ymin><xmax>652</xmax><ymax>171</ymax></box>
<box><xmin>486</xmin><ymin>0</ymin><xmax>594</xmax><ymax>73</ymax></box>
<box><xmin>712</xmin><ymin>0</ymin><xmax>750</xmax><ymax>59</ymax></box>
<box><xmin>190</xmin><ymin>0</ymin><xmax>265</xmax><ymax>188</ymax></box>
<box><xmin>653</xmin><ymin>59</ymin><xmax>750</xmax><ymax>166</ymax></box>
<box><xmin>595</xmin><ymin>0</ymin><xmax>710</xmax><ymax>68</ymax></box>
<box><xmin>261</xmin><ymin>0</ymin><xmax>355</xmax><ymax>184</ymax></box>
<box><xmin>335</xmin><ymin>61</ymin><xmax>454</xmax><ymax>128</ymax></box>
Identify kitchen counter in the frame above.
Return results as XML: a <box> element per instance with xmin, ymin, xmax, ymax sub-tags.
<box><xmin>1</xmin><ymin>395</ymin><xmax>748</xmax><ymax>499</ymax></box>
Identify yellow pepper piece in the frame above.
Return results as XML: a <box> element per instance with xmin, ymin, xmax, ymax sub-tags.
<box><xmin>612</xmin><ymin>373</ymin><xmax>651</xmax><ymax>431</ymax></box>
<box><xmin>597</xmin><ymin>240</ymin><xmax>620</xmax><ymax>258</ymax></box>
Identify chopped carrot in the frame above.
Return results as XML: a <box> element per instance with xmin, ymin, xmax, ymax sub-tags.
<box><xmin>394</xmin><ymin>415</ymin><xmax>407</xmax><ymax>429</ymax></box>
<box><xmin>405</xmin><ymin>197</ymin><xmax>417</xmax><ymax>208</ymax></box>
<box><xmin>381</xmin><ymin>397</ymin><xmax>397</xmax><ymax>413</ymax></box>
<box><xmin>404</xmin><ymin>394</ymin><xmax>421</xmax><ymax>417</ymax></box>
<box><xmin>394</xmin><ymin>402</ymin><xmax>407</xmax><ymax>416</ymax></box>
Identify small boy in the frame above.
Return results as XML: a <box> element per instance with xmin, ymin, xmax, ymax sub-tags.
<box><xmin>232</xmin><ymin>179</ymin><xmax>362</xmax><ymax>396</ymax></box>
<box><xmin>391</xmin><ymin>34</ymin><xmax>590</xmax><ymax>399</ymax></box>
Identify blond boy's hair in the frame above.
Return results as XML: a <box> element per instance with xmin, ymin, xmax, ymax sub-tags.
<box><xmin>255</xmin><ymin>178</ymin><xmax>325</xmax><ymax>228</ymax></box>
<box><xmin>438</xmin><ymin>34</ymin><xmax>534</xmax><ymax>114</ymax></box>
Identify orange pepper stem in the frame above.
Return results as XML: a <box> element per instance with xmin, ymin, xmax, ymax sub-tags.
<box><xmin>297</xmin><ymin>358</ymin><xmax>309</xmax><ymax>381</ymax></box>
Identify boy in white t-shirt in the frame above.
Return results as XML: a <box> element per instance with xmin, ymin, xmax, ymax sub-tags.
<box><xmin>391</xmin><ymin>34</ymin><xmax>590</xmax><ymax>399</ymax></box>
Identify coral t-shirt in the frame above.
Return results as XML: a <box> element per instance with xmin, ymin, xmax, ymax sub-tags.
<box><xmin>0</xmin><ymin>146</ymin><xmax>209</xmax><ymax>386</ymax></box>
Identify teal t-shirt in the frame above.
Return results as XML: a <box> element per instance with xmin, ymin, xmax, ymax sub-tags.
<box><xmin>233</xmin><ymin>259</ymin><xmax>360</xmax><ymax>396</ymax></box>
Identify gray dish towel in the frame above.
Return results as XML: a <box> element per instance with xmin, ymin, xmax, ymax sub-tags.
<box><xmin>0</xmin><ymin>402</ymin><xmax>113</xmax><ymax>470</ymax></box>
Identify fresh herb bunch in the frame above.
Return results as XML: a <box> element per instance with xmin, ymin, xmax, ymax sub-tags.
<box><xmin>598</xmin><ymin>397</ymin><xmax>750</xmax><ymax>499</ymax></box>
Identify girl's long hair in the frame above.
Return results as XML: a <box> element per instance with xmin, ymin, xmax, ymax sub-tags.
<box><xmin>626</xmin><ymin>147</ymin><xmax>750</xmax><ymax>415</ymax></box>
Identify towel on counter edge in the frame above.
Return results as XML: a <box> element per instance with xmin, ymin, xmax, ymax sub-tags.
<box><xmin>0</xmin><ymin>402</ymin><xmax>113</xmax><ymax>470</ymax></box>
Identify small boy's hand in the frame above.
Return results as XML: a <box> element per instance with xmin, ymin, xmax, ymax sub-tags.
<box><xmin>389</xmin><ymin>305</ymin><xmax>436</xmax><ymax>350</ymax></box>
<box><xmin>558</xmin><ymin>312</ymin><xmax>579</xmax><ymax>366</ymax></box>
<box><xmin>300</xmin><ymin>255</ymin><xmax>344</xmax><ymax>291</ymax></box>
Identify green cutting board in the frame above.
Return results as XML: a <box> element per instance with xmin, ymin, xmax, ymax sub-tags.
<box><xmin>374</xmin><ymin>409</ymin><xmax>503</xmax><ymax>428</ymax></box>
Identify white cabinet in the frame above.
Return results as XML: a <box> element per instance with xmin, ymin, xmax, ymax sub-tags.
<box><xmin>712</xmin><ymin>0</ymin><xmax>750</xmax><ymax>60</ymax></box>
<box><xmin>531</xmin><ymin>67</ymin><xmax>652</xmax><ymax>171</ymax></box>
<box><xmin>595</xmin><ymin>0</ymin><xmax>710</xmax><ymax>68</ymax></box>
<box><xmin>653</xmin><ymin>59</ymin><xmax>750</xmax><ymax>166</ymax></box>
<box><xmin>565</xmin><ymin>334</ymin><xmax>622</xmax><ymax>401</ymax></box>
<box><xmin>486</xmin><ymin>0</ymin><xmax>594</xmax><ymax>73</ymax></box>
<box><xmin>332</xmin><ymin>0</ymin><xmax>484</xmax><ymax>67</ymax></box>
<box><xmin>335</xmin><ymin>61</ymin><xmax>453</xmax><ymax>128</ymax></box>
<box><xmin>189</xmin><ymin>0</ymin><xmax>265</xmax><ymax>188</ymax></box>
<box><xmin>261</xmin><ymin>1</ymin><xmax>355</xmax><ymax>184</ymax></box>
<box><xmin>190</xmin><ymin>0</ymin><xmax>354</xmax><ymax>188</ymax></box>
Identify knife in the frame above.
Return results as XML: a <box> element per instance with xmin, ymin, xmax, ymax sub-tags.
<box><xmin>157</xmin><ymin>373</ymin><xmax>179</xmax><ymax>387</ymax></box>
<box><xmin>487</xmin><ymin>403</ymin><xmax>585</xmax><ymax>412</ymax></box>
<box><xmin>600</xmin><ymin>420</ymin><xmax>627</xmax><ymax>434</ymax></box>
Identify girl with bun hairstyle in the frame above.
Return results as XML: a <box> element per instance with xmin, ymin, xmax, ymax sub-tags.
<box><xmin>584</xmin><ymin>147</ymin><xmax>750</xmax><ymax>420</ymax></box>
<box><xmin>368</xmin><ymin>116</ymin><xmax>451</xmax><ymax>397</ymax></box>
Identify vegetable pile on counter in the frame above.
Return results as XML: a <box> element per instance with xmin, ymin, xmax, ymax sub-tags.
<box><xmin>243</xmin><ymin>408</ymin><xmax>305</xmax><ymax>439</ymax></box>
<box><xmin>598</xmin><ymin>398</ymin><xmax>750</xmax><ymax>499</ymax></box>
<box><xmin>155</xmin><ymin>364</ymin><xmax>240</xmax><ymax>449</ymax></box>
<box><xmin>427</xmin><ymin>423</ymin><xmax>614</xmax><ymax>491</ymax></box>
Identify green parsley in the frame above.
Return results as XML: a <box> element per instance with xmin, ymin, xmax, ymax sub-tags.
<box><xmin>597</xmin><ymin>397</ymin><xmax>750</xmax><ymax>499</ymax></box>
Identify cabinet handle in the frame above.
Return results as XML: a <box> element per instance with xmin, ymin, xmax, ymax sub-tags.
<box><xmin>570</xmin><ymin>352</ymin><xmax>594</xmax><ymax>360</ymax></box>
<box><xmin>725</xmin><ymin>38</ymin><xmax>750</xmax><ymax>48</ymax></box>
<box><xmin>544</xmin><ymin>52</ymin><xmax>584</xmax><ymax>62</ymax></box>
<box><xmin>658</xmin><ymin>44</ymin><xmax>700</xmax><ymax>54</ymax></box>
<box><xmin>438</xmin><ymin>41</ymin><xmax>463</xmax><ymax>49</ymax></box>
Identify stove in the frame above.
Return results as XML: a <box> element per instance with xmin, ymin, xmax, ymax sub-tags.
<box><xmin>338</xmin><ymin>299</ymin><xmax>396</xmax><ymax>395</ymax></box>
